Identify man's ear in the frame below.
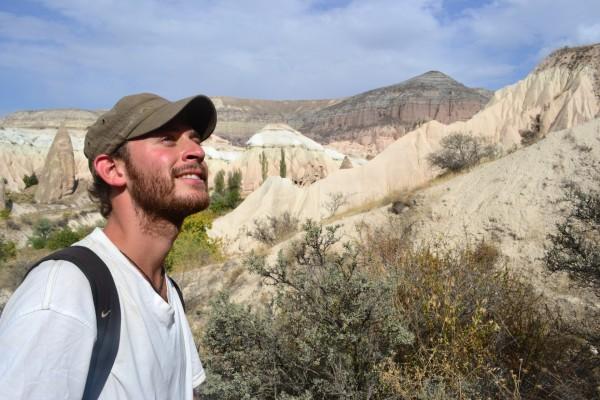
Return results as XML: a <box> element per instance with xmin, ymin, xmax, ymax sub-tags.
<box><xmin>93</xmin><ymin>154</ymin><xmax>127</xmax><ymax>187</ymax></box>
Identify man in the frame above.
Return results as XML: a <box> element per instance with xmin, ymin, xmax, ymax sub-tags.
<box><xmin>0</xmin><ymin>93</ymin><xmax>217</xmax><ymax>399</ymax></box>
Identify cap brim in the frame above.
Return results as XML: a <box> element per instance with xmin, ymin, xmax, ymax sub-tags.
<box><xmin>128</xmin><ymin>95</ymin><xmax>217</xmax><ymax>141</ymax></box>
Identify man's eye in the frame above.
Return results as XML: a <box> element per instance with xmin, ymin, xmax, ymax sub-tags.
<box><xmin>161</xmin><ymin>136</ymin><xmax>175</xmax><ymax>143</ymax></box>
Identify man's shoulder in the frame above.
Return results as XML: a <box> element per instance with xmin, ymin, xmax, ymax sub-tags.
<box><xmin>1</xmin><ymin>257</ymin><xmax>96</xmax><ymax>331</ymax></box>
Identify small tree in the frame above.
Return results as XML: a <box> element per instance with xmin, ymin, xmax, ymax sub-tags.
<box><xmin>0</xmin><ymin>235</ymin><xmax>16</xmax><ymax>263</ymax></box>
<box><xmin>324</xmin><ymin>191</ymin><xmax>349</xmax><ymax>217</ymax></box>
<box><xmin>519</xmin><ymin>114</ymin><xmax>542</xmax><ymax>146</ymax></box>
<box><xmin>213</xmin><ymin>170</ymin><xmax>225</xmax><ymax>196</ymax></box>
<box><xmin>427</xmin><ymin>132</ymin><xmax>496</xmax><ymax>172</ymax></box>
<box><xmin>259</xmin><ymin>151</ymin><xmax>268</xmax><ymax>182</ymax></box>
<box><xmin>28</xmin><ymin>218</ymin><xmax>54</xmax><ymax>249</ymax></box>
<box><xmin>201</xmin><ymin>221</ymin><xmax>413</xmax><ymax>399</ymax></box>
<box><xmin>545</xmin><ymin>181</ymin><xmax>600</xmax><ymax>291</ymax></box>
<box><xmin>279</xmin><ymin>148</ymin><xmax>287</xmax><ymax>178</ymax></box>
<box><xmin>225</xmin><ymin>169</ymin><xmax>242</xmax><ymax>209</ymax></box>
<box><xmin>46</xmin><ymin>227</ymin><xmax>83</xmax><ymax>250</ymax></box>
<box><xmin>248</xmin><ymin>211</ymin><xmax>299</xmax><ymax>245</ymax></box>
<box><xmin>22</xmin><ymin>173</ymin><xmax>38</xmax><ymax>188</ymax></box>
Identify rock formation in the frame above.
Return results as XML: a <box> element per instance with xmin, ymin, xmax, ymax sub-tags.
<box><xmin>217</xmin><ymin>124</ymin><xmax>343</xmax><ymax>193</ymax></box>
<box><xmin>210</xmin><ymin>44</ymin><xmax>600</xmax><ymax>246</ymax></box>
<box><xmin>291</xmin><ymin>71</ymin><xmax>492</xmax><ymax>145</ymax></box>
<box><xmin>339</xmin><ymin>156</ymin><xmax>353</xmax><ymax>169</ymax></box>
<box><xmin>34</xmin><ymin>125</ymin><xmax>77</xmax><ymax>203</ymax></box>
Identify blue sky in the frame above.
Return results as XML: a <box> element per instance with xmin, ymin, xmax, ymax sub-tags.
<box><xmin>0</xmin><ymin>0</ymin><xmax>599</xmax><ymax>116</ymax></box>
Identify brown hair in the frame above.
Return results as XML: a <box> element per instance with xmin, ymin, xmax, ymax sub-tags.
<box><xmin>88</xmin><ymin>144</ymin><xmax>130</xmax><ymax>218</ymax></box>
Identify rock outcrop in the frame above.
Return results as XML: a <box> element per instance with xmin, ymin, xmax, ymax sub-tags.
<box><xmin>217</xmin><ymin>124</ymin><xmax>344</xmax><ymax>193</ymax></box>
<box><xmin>34</xmin><ymin>126</ymin><xmax>77</xmax><ymax>203</ymax></box>
<box><xmin>339</xmin><ymin>156</ymin><xmax>353</xmax><ymax>169</ymax></box>
<box><xmin>210</xmin><ymin>44</ymin><xmax>600</xmax><ymax>247</ymax></box>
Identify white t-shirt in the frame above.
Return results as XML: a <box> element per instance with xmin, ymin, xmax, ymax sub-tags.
<box><xmin>0</xmin><ymin>228</ymin><xmax>205</xmax><ymax>399</ymax></box>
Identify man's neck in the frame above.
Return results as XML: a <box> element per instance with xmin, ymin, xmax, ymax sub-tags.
<box><xmin>103</xmin><ymin>209</ymin><xmax>179</xmax><ymax>285</ymax></box>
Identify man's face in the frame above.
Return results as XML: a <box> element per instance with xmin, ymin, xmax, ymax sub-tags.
<box><xmin>123</xmin><ymin>119</ymin><xmax>210</xmax><ymax>224</ymax></box>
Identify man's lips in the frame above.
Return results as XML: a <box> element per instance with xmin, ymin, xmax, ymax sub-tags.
<box><xmin>172</xmin><ymin>167</ymin><xmax>207</xmax><ymax>182</ymax></box>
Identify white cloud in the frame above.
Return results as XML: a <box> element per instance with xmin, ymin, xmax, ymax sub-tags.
<box><xmin>0</xmin><ymin>0</ymin><xmax>599</xmax><ymax>113</ymax></box>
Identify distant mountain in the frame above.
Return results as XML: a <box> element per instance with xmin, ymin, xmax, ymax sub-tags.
<box><xmin>291</xmin><ymin>71</ymin><xmax>492</xmax><ymax>144</ymax></box>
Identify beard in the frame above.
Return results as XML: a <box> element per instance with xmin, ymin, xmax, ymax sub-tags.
<box><xmin>125</xmin><ymin>158</ymin><xmax>209</xmax><ymax>227</ymax></box>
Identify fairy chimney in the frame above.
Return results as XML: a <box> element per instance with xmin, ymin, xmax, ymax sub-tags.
<box><xmin>34</xmin><ymin>125</ymin><xmax>76</xmax><ymax>203</ymax></box>
<box><xmin>340</xmin><ymin>156</ymin><xmax>354</xmax><ymax>169</ymax></box>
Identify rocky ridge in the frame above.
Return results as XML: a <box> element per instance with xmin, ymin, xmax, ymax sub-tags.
<box><xmin>292</xmin><ymin>71</ymin><xmax>492</xmax><ymax>144</ymax></box>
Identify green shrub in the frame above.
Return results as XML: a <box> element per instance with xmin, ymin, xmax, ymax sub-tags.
<box><xmin>201</xmin><ymin>221</ymin><xmax>413</xmax><ymax>399</ymax></box>
<box><xmin>209</xmin><ymin>169</ymin><xmax>243</xmax><ymax>213</ymax></box>
<box><xmin>0</xmin><ymin>236</ymin><xmax>16</xmax><ymax>263</ymax></box>
<box><xmin>545</xmin><ymin>181</ymin><xmax>600</xmax><ymax>291</ymax></box>
<box><xmin>248</xmin><ymin>211</ymin><xmax>299</xmax><ymax>246</ymax></box>
<box><xmin>27</xmin><ymin>219</ymin><xmax>92</xmax><ymax>250</ymax></box>
<box><xmin>165</xmin><ymin>210</ymin><xmax>222</xmax><ymax>272</ymax></box>
<box><xmin>22</xmin><ymin>173</ymin><xmax>38</xmax><ymax>188</ymax></box>
<box><xmin>519</xmin><ymin>114</ymin><xmax>542</xmax><ymax>146</ymax></box>
<box><xmin>359</xmin><ymin>221</ymin><xmax>598</xmax><ymax>399</ymax></box>
<box><xmin>427</xmin><ymin>132</ymin><xmax>496</xmax><ymax>172</ymax></box>
<box><xmin>201</xmin><ymin>218</ymin><xmax>599</xmax><ymax>399</ymax></box>
<box><xmin>28</xmin><ymin>218</ymin><xmax>54</xmax><ymax>249</ymax></box>
<box><xmin>213</xmin><ymin>170</ymin><xmax>226</xmax><ymax>196</ymax></box>
<box><xmin>46</xmin><ymin>227</ymin><xmax>85</xmax><ymax>250</ymax></box>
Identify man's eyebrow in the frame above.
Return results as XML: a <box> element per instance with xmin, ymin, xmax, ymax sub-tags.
<box><xmin>189</xmin><ymin>130</ymin><xmax>203</xmax><ymax>140</ymax></box>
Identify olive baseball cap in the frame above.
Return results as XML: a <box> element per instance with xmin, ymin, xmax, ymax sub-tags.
<box><xmin>84</xmin><ymin>93</ymin><xmax>217</xmax><ymax>167</ymax></box>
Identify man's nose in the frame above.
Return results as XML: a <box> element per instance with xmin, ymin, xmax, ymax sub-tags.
<box><xmin>182</xmin><ymin>139</ymin><xmax>205</xmax><ymax>163</ymax></box>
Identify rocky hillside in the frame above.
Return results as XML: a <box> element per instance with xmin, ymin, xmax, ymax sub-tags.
<box><xmin>210</xmin><ymin>44</ymin><xmax>600</xmax><ymax>247</ymax></box>
<box><xmin>292</xmin><ymin>71</ymin><xmax>492</xmax><ymax>144</ymax></box>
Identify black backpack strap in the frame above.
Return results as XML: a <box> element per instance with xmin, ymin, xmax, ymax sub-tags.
<box><xmin>168</xmin><ymin>276</ymin><xmax>185</xmax><ymax>311</ymax></box>
<box><xmin>25</xmin><ymin>246</ymin><xmax>121</xmax><ymax>400</ymax></box>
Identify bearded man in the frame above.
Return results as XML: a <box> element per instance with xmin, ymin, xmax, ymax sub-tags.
<box><xmin>0</xmin><ymin>93</ymin><xmax>217</xmax><ymax>399</ymax></box>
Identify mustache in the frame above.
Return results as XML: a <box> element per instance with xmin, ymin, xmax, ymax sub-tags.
<box><xmin>171</xmin><ymin>164</ymin><xmax>208</xmax><ymax>180</ymax></box>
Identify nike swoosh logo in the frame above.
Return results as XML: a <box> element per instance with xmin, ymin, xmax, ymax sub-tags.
<box><xmin>101</xmin><ymin>309</ymin><xmax>111</xmax><ymax>318</ymax></box>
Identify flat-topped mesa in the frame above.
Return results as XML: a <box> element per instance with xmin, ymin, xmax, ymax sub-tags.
<box><xmin>34</xmin><ymin>125</ymin><xmax>76</xmax><ymax>204</ymax></box>
<box><xmin>293</xmin><ymin>70</ymin><xmax>492</xmax><ymax>145</ymax></box>
<box><xmin>0</xmin><ymin>109</ymin><xmax>103</xmax><ymax>131</ymax></box>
